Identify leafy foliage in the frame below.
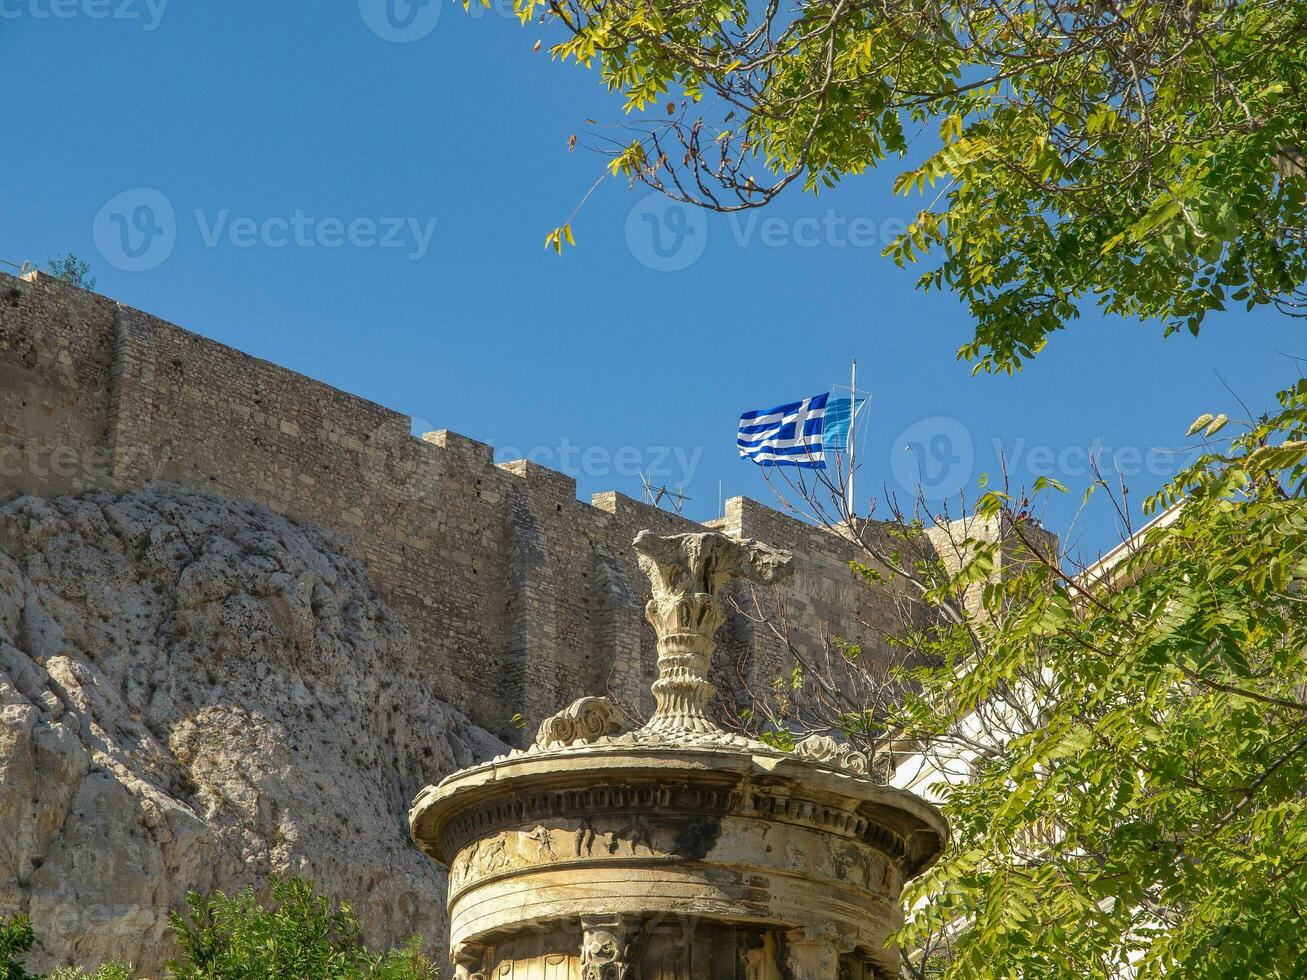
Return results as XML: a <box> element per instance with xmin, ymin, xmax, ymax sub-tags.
<box><xmin>891</xmin><ymin>380</ymin><xmax>1307</xmax><ymax>977</ymax></box>
<box><xmin>167</xmin><ymin>878</ymin><xmax>437</xmax><ymax>980</ymax></box>
<box><xmin>47</xmin><ymin>967</ymin><xmax>136</xmax><ymax>980</ymax></box>
<box><xmin>45</xmin><ymin>254</ymin><xmax>95</xmax><ymax>291</ymax></box>
<box><xmin>1</xmin><ymin>915</ymin><xmax>39</xmax><ymax>980</ymax></box>
<box><xmin>4</xmin><ymin>880</ymin><xmax>435</xmax><ymax>980</ymax></box>
<box><xmin>515</xmin><ymin>0</ymin><xmax>1307</xmax><ymax>370</ymax></box>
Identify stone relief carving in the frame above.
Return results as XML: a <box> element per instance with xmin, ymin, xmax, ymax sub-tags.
<box><xmin>783</xmin><ymin>926</ymin><xmax>848</xmax><ymax>980</ymax></box>
<box><xmin>452</xmin><ymin>942</ymin><xmax>488</xmax><ymax>980</ymax></box>
<box><xmin>740</xmin><ymin>944</ymin><xmax>768</xmax><ymax>980</ymax></box>
<box><xmin>575</xmin><ymin>815</ymin><xmax>657</xmax><ymax>858</ymax></box>
<box><xmin>633</xmin><ymin>530</ymin><xmax>793</xmax><ymax>735</ymax></box>
<box><xmin>443</xmin><ymin>781</ymin><xmax>913</xmax><ymax>895</ymax></box>
<box><xmin>453</xmin><ymin>816</ymin><xmax>694</xmax><ymax>892</ymax></box>
<box><xmin>580</xmin><ymin>916</ymin><xmax>642</xmax><ymax>980</ymax></box>
<box><xmin>482</xmin><ymin>837</ymin><xmax>509</xmax><ymax>872</ymax></box>
<box><xmin>575</xmin><ymin>818</ymin><xmax>599</xmax><ymax>857</ymax></box>
<box><xmin>526</xmin><ymin>824</ymin><xmax>557</xmax><ymax>862</ymax></box>
<box><xmin>607</xmin><ymin>815</ymin><xmax>656</xmax><ymax>855</ymax></box>
<box><xmin>535</xmin><ymin>696</ymin><xmax>627</xmax><ymax>749</ymax></box>
<box><xmin>445</xmin><ymin>814</ymin><xmax>908</xmax><ymax>911</ymax></box>
<box><xmin>450</xmin><ymin>839</ymin><xmax>479</xmax><ymax>888</ymax></box>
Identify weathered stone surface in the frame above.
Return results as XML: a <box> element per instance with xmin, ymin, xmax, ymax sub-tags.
<box><xmin>535</xmin><ymin>697</ymin><xmax>627</xmax><ymax>749</ymax></box>
<box><xmin>0</xmin><ymin>485</ymin><xmax>504</xmax><ymax>974</ymax></box>
<box><xmin>0</xmin><ymin>269</ymin><xmax>929</xmax><ymax>741</ymax></box>
<box><xmin>794</xmin><ymin>733</ymin><xmax>870</xmax><ymax>776</ymax></box>
<box><xmin>411</xmin><ymin>531</ymin><xmax>947</xmax><ymax>980</ymax></box>
<box><xmin>634</xmin><ymin>530</ymin><xmax>792</xmax><ymax>735</ymax></box>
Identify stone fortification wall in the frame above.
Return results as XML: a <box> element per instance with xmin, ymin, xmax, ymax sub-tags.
<box><xmin>0</xmin><ymin>269</ymin><xmax>898</xmax><ymax>738</ymax></box>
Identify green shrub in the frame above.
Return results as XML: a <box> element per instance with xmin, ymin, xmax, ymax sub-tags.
<box><xmin>7</xmin><ymin>879</ymin><xmax>435</xmax><ymax>980</ymax></box>
<box><xmin>48</xmin><ymin>967</ymin><xmax>135</xmax><ymax>980</ymax></box>
<box><xmin>4</xmin><ymin>911</ymin><xmax>133</xmax><ymax>980</ymax></box>
<box><xmin>1</xmin><ymin>914</ymin><xmax>39</xmax><ymax>980</ymax></box>
<box><xmin>166</xmin><ymin>878</ymin><xmax>436</xmax><ymax>980</ymax></box>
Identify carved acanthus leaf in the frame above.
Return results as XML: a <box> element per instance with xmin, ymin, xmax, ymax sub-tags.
<box><xmin>633</xmin><ymin>529</ymin><xmax>792</xmax><ymax>600</ymax></box>
<box><xmin>632</xmin><ymin>531</ymin><xmax>793</xmax><ymax>735</ymax></box>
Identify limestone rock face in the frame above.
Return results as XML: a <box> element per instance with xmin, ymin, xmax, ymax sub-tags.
<box><xmin>0</xmin><ymin>485</ymin><xmax>505</xmax><ymax>974</ymax></box>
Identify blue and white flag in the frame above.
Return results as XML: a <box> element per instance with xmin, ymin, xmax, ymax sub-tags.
<box><xmin>738</xmin><ymin>392</ymin><xmax>830</xmax><ymax>468</ymax></box>
<box><xmin>822</xmin><ymin>395</ymin><xmax>867</xmax><ymax>452</ymax></box>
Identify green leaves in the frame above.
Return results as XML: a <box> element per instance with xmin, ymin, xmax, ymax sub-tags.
<box><xmin>1</xmin><ymin>914</ymin><xmax>39</xmax><ymax>980</ymax></box>
<box><xmin>894</xmin><ymin>379</ymin><xmax>1307</xmax><ymax>978</ymax></box>
<box><xmin>1187</xmin><ymin>412</ymin><xmax>1229</xmax><ymax>438</ymax></box>
<box><xmin>166</xmin><ymin>878</ymin><xmax>437</xmax><ymax>980</ymax></box>
<box><xmin>45</xmin><ymin>253</ymin><xmax>95</xmax><ymax>292</ymax></box>
<box><xmin>531</xmin><ymin>0</ymin><xmax>1307</xmax><ymax>371</ymax></box>
<box><xmin>606</xmin><ymin>141</ymin><xmax>648</xmax><ymax>177</ymax></box>
<box><xmin>543</xmin><ymin>223</ymin><xmax>575</xmax><ymax>254</ymax></box>
<box><xmin>8</xmin><ymin>881</ymin><xmax>440</xmax><ymax>980</ymax></box>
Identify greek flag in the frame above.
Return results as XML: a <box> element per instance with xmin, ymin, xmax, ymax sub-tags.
<box><xmin>822</xmin><ymin>395</ymin><xmax>867</xmax><ymax>450</ymax></box>
<box><xmin>738</xmin><ymin>392</ymin><xmax>830</xmax><ymax>468</ymax></box>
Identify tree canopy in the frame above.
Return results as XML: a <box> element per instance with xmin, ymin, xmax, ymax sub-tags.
<box><xmin>521</xmin><ymin>0</ymin><xmax>1306</xmax><ymax>371</ymax></box>
<box><xmin>728</xmin><ymin>378</ymin><xmax>1307</xmax><ymax>977</ymax></box>
<box><xmin>884</xmin><ymin>379</ymin><xmax>1307</xmax><ymax>977</ymax></box>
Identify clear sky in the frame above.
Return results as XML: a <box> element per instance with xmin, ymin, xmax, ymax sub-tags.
<box><xmin>2</xmin><ymin>1</ymin><xmax>1296</xmax><ymax>561</ymax></box>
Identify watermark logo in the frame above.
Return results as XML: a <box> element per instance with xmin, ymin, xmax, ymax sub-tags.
<box><xmin>0</xmin><ymin>440</ymin><xmax>174</xmax><ymax>483</ymax></box>
<box><xmin>94</xmin><ymin>187</ymin><xmax>176</xmax><ymax>272</ymax></box>
<box><xmin>92</xmin><ymin>188</ymin><xmax>440</xmax><ymax>271</ymax></box>
<box><xmin>999</xmin><ymin>436</ymin><xmax>1191</xmax><ymax>483</ymax></box>
<box><xmin>358</xmin><ymin>0</ymin><xmax>440</xmax><ymax>42</ymax></box>
<box><xmin>624</xmin><ymin>192</ymin><xmax>707</xmax><ymax>272</ymax></box>
<box><xmin>725</xmin><ymin>210</ymin><xmax>906</xmax><ymax>251</ymax></box>
<box><xmin>495</xmin><ymin>437</ymin><xmax>704</xmax><ymax>485</ymax></box>
<box><xmin>0</xmin><ymin>0</ymin><xmax>168</xmax><ymax>30</ymax></box>
<box><xmin>892</xmin><ymin>416</ymin><xmax>974</xmax><ymax>498</ymax></box>
<box><xmin>193</xmin><ymin>210</ymin><xmax>438</xmax><ymax>259</ymax></box>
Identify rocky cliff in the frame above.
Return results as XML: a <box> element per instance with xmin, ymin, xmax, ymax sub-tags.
<box><xmin>0</xmin><ymin>485</ymin><xmax>505</xmax><ymax>974</ymax></box>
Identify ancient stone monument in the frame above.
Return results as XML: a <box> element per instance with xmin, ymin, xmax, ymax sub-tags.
<box><xmin>410</xmin><ymin>530</ymin><xmax>947</xmax><ymax>979</ymax></box>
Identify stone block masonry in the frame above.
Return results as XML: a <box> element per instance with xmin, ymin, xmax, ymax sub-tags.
<box><xmin>0</xmin><ymin>268</ymin><xmax>916</xmax><ymax>739</ymax></box>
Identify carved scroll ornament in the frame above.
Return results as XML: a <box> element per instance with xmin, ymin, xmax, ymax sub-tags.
<box><xmin>535</xmin><ymin>696</ymin><xmax>627</xmax><ymax>749</ymax></box>
<box><xmin>794</xmin><ymin>734</ymin><xmax>870</xmax><ymax>776</ymax></box>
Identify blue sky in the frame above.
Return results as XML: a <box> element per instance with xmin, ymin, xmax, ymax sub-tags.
<box><xmin>2</xmin><ymin>1</ymin><xmax>1297</xmax><ymax>562</ymax></box>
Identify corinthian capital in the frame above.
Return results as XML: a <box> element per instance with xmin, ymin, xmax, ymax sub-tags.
<box><xmin>633</xmin><ymin>531</ymin><xmax>792</xmax><ymax>735</ymax></box>
<box><xmin>633</xmin><ymin>530</ymin><xmax>792</xmax><ymax>601</ymax></box>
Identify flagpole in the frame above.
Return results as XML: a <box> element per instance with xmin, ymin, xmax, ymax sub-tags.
<box><xmin>848</xmin><ymin>358</ymin><xmax>857</xmax><ymax>518</ymax></box>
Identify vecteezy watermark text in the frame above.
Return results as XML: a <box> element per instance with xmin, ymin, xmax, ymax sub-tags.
<box><xmin>0</xmin><ymin>442</ymin><xmax>174</xmax><ymax>483</ymax></box>
<box><xmin>723</xmin><ymin>211</ymin><xmax>907</xmax><ymax>250</ymax></box>
<box><xmin>889</xmin><ymin>415</ymin><xmax>1200</xmax><ymax>500</ymax></box>
<box><xmin>0</xmin><ymin>0</ymin><xmax>167</xmax><ymax>29</ymax></box>
<box><xmin>357</xmin><ymin>0</ymin><xmax>518</xmax><ymax>42</ymax></box>
<box><xmin>623</xmin><ymin>191</ymin><xmax>914</xmax><ymax>272</ymax></box>
<box><xmin>495</xmin><ymin>438</ymin><xmax>704</xmax><ymax>484</ymax></box>
<box><xmin>93</xmin><ymin>188</ymin><xmax>438</xmax><ymax>271</ymax></box>
<box><xmin>194</xmin><ymin>211</ymin><xmax>437</xmax><ymax>258</ymax></box>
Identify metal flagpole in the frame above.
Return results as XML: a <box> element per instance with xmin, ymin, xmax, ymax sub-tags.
<box><xmin>848</xmin><ymin>358</ymin><xmax>857</xmax><ymax>517</ymax></box>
